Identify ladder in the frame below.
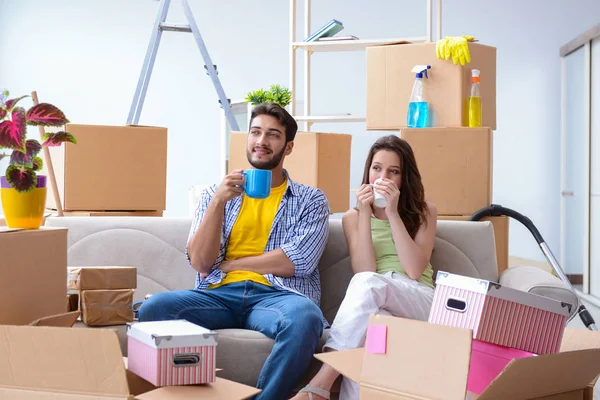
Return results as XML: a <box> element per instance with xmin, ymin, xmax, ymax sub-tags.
<box><xmin>127</xmin><ymin>0</ymin><xmax>240</xmax><ymax>132</ymax></box>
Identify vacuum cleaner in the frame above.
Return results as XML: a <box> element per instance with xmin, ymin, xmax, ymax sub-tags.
<box><xmin>470</xmin><ymin>204</ymin><xmax>598</xmax><ymax>331</ymax></box>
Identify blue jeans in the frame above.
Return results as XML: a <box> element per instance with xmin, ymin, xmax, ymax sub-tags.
<box><xmin>138</xmin><ymin>281</ymin><xmax>324</xmax><ymax>400</ymax></box>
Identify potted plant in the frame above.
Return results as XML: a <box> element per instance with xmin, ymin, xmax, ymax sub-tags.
<box><xmin>0</xmin><ymin>90</ymin><xmax>76</xmax><ymax>229</ymax></box>
<box><xmin>245</xmin><ymin>84</ymin><xmax>292</xmax><ymax>108</ymax></box>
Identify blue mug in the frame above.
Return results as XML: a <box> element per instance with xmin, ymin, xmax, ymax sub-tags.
<box><xmin>242</xmin><ymin>169</ymin><xmax>272</xmax><ymax>199</ymax></box>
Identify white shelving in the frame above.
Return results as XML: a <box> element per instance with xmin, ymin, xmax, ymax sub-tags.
<box><xmin>289</xmin><ymin>0</ymin><xmax>442</xmax><ymax>131</ymax></box>
<box><xmin>292</xmin><ymin>37</ymin><xmax>428</xmax><ymax>53</ymax></box>
<box><xmin>294</xmin><ymin>115</ymin><xmax>366</xmax><ymax>123</ymax></box>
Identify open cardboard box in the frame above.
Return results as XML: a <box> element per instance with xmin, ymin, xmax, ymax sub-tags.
<box><xmin>0</xmin><ymin>313</ymin><xmax>260</xmax><ymax>399</ymax></box>
<box><xmin>317</xmin><ymin>315</ymin><xmax>600</xmax><ymax>400</ymax></box>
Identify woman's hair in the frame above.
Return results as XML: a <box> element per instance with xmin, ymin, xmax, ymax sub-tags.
<box><xmin>361</xmin><ymin>135</ymin><xmax>429</xmax><ymax>238</ymax></box>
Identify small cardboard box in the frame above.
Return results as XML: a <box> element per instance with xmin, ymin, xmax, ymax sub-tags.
<box><xmin>0</xmin><ymin>324</ymin><xmax>259</xmax><ymax>399</ymax></box>
<box><xmin>44</xmin><ymin>124</ymin><xmax>168</xmax><ymax>211</ymax></box>
<box><xmin>317</xmin><ymin>315</ymin><xmax>600</xmax><ymax>399</ymax></box>
<box><xmin>366</xmin><ymin>42</ymin><xmax>497</xmax><ymax>130</ymax></box>
<box><xmin>0</xmin><ymin>227</ymin><xmax>67</xmax><ymax>325</ymax></box>
<box><xmin>228</xmin><ymin>131</ymin><xmax>352</xmax><ymax>213</ymax></box>
<box><xmin>127</xmin><ymin>320</ymin><xmax>218</xmax><ymax>387</ymax></box>
<box><xmin>400</xmin><ymin>127</ymin><xmax>492</xmax><ymax>215</ymax></box>
<box><xmin>81</xmin><ymin>289</ymin><xmax>135</xmax><ymax>326</ymax></box>
<box><xmin>438</xmin><ymin>215</ymin><xmax>509</xmax><ymax>275</ymax></box>
<box><xmin>429</xmin><ymin>271</ymin><xmax>572</xmax><ymax>355</ymax></box>
<box><xmin>68</xmin><ymin>266</ymin><xmax>138</xmax><ymax>290</ymax></box>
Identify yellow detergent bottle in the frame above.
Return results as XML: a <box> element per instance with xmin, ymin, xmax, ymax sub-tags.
<box><xmin>468</xmin><ymin>69</ymin><xmax>482</xmax><ymax>127</ymax></box>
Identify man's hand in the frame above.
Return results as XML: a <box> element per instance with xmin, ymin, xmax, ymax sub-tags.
<box><xmin>218</xmin><ymin>260</ymin><xmax>235</xmax><ymax>273</ymax></box>
<box><xmin>214</xmin><ymin>170</ymin><xmax>244</xmax><ymax>204</ymax></box>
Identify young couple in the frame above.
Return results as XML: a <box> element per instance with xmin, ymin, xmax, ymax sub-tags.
<box><xmin>138</xmin><ymin>102</ymin><xmax>438</xmax><ymax>400</ymax></box>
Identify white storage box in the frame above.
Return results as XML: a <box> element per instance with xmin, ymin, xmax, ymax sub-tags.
<box><xmin>127</xmin><ymin>320</ymin><xmax>218</xmax><ymax>386</ymax></box>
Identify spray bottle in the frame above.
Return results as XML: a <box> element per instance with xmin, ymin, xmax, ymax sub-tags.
<box><xmin>468</xmin><ymin>69</ymin><xmax>482</xmax><ymax>127</ymax></box>
<box><xmin>406</xmin><ymin>65</ymin><xmax>431</xmax><ymax>128</ymax></box>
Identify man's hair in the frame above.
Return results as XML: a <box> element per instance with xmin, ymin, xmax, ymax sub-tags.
<box><xmin>249</xmin><ymin>103</ymin><xmax>298</xmax><ymax>143</ymax></box>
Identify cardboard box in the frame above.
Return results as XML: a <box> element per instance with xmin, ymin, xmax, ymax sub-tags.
<box><xmin>0</xmin><ymin>324</ymin><xmax>260</xmax><ymax>399</ymax></box>
<box><xmin>68</xmin><ymin>266</ymin><xmax>137</xmax><ymax>290</ymax></box>
<box><xmin>80</xmin><ymin>289</ymin><xmax>135</xmax><ymax>326</ymax></box>
<box><xmin>400</xmin><ymin>127</ymin><xmax>492</xmax><ymax>215</ymax></box>
<box><xmin>317</xmin><ymin>315</ymin><xmax>600</xmax><ymax>399</ymax></box>
<box><xmin>67</xmin><ymin>293</ymin><xmax>79</xmax><ymax>312</ymax></box>
<box><xmin>44</xmin><ymin>124</ymin><xmax>168</xmax><ymax>211</ymax></box>
<box><xmin>438</xmin><ymin>215</ymin><xmax>509</xmax><ymax>275</ymax></box>
<box><xmin>127</xmin><ymin>320</ymin><xmax>218</xmax><ymax>386</ymax></box>
<box><xmin>228</xmin><ymin>131</ymin><xmax>352</xmax><ymax>213</ymax></box>
<box><xmin>366</xmin><ymin>42</ymin><xmax>496</xmax><ymax>130</ymax></box>
<box><xmin>0</xmin><ymin>227</ymin><xmax>67</xmax><ymax>325</ymax></box>
<box><xmin>429</xmin><ymin>271</ymin><xmax>572</xmax><ymax>355</ymax></box>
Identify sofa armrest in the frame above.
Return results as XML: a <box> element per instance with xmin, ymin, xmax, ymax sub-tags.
<box><xmin>499</xmin><ymin>266</ymin><xmax>579</xmax><ymax>320</ymax></box>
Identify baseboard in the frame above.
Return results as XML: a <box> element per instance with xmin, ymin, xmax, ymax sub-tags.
<box><xmin>566</xmin><ymin>274</ymin><xmax>583</xmax><ymax>285</ymax></box>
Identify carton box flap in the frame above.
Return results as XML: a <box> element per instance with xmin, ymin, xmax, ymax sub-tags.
<box><xmin>479</xmin><ymin>348</ymin><xmax>600</xmax><ymax>399</ymax></box>
<box><xmin>560</xmin><ymin>327</ymin><xmax>600</xmax><ymax>351</ymax></box>
<box><xmin>134</xmin><ymin>378</ymin><xmax>260</xmax><ymax>399</ymax></box>
<box><xmin>314</xmin><ymin>348</ymin><xmax>364</xmax><ymax>383</ymax></box>
<box><xmin>360</xmin><ymin>315</ymin><xmax>472</xmax><ymax>400</ymax></box>
<box><xmin>0</xmin><ymin>325</ymin><xmax>129</xmax><ymax>397</ymax></box>
<box><xmin>29</xmin><ymin>311</ymin><xmax>80</xmax><ymax>327</ymax></box>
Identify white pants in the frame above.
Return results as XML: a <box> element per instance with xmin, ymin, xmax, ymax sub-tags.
<box><xmin>324</xmin><ymin>271</ymin><xmax>435</xmax><ymax>400</ymax></box>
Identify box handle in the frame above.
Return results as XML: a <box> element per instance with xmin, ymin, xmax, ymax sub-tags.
<box><xmin>171</xmin><ymin>353</ymin><xmax>202</xmax><ymax>367</ymax></box>
<box><xmin>445</xmin><ymin>297</ymin><xmax>467</xmax><ymax>313</ymax></box>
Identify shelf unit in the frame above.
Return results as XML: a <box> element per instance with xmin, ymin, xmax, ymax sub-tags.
<box><xmin>289</xmin><ymin>0</ymin><xmax>443</xmax><ymax>131</ymax></box>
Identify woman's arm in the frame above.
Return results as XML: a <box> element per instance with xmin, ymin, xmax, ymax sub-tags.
<box><xmin>387</xmin><ymin>201</ymin><xmax>437</xmax><ymax>279</ymax></box>
<box><xmin>342</xmin><ymin>209</ymin><xmax>377</xmax><ymax>274</ymax></box>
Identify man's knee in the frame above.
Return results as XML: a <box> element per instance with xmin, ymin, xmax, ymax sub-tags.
<box><xmin>284</xmin><ymin>298</ymin><xmax>323</xmax><ymax>337</ymax></box>
<box><xmin>138</xmin><ymin>291</ymin><xmax>181</xmax><ymax>322</ymax></box>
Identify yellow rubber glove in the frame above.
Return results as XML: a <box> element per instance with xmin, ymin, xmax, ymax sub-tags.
<box><xmin>436</xmin><ymin>35</ymin><xmax>475</xmax><ymax>66</ymax></box>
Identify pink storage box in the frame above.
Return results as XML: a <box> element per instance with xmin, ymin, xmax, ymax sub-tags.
<box><xmin>468</xmin><ymin>339</ymin><xmax>535</xmax><ymax>394</ymax></box>
<box><xmin>127</xmin><ymin>319</ymin><xmax>217</xmax><ymax>386</ymax></box>
<box><xmin>428</xmin><ymin>271</ymin><xmax>572</xmax><ymax>354</ymax></box>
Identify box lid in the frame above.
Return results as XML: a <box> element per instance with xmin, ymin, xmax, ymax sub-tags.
<box><xmin>127</xmin><ymin>320</ymin><xmax>218</xmax><ymax>349</ymax></box>
<box><xmin>435</xmin><ymin>271</ymin><xmax>572</xmax><ymax>316</ymax></box>
<box><xmin>318</xmin><ymin>315</ymin><xmax>472</xmax><ymax>399</ymax></box>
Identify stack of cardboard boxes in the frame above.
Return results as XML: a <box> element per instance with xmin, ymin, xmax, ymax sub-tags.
<box><xmin>43</xmin><ymin>124</ymin><xmax>168</xmax><ymax>217</ymax></box>
<box><xmin>366</xmin><ymin>41</ymin><xmax>509</xmax><ymax>275</ymax></box>
<box><xmin>67</xmin><ymin>266</ymin><xmax>137</xmax><ymax>326</ymax></box>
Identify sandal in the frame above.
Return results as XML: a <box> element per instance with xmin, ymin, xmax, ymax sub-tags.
<box><xmin>298</xmin><ymin>385</ymin><xmax>331</xmax><ymax>400</ymax></box>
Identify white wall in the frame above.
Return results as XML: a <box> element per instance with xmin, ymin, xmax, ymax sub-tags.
<box><xmin>1</xmin><ymin>0</ymin><xmax>599</xmax><ymax>266</ymax></box>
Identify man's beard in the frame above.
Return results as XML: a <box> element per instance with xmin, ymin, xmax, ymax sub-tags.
<box><xmin>246</xmin><ymin>145</ymin><xmax>286</xmax><ymax>170</ymax></box>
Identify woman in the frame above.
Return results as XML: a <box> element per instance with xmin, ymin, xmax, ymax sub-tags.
<box><xmin>293</xmin><ymin>135</ymin><xmax>438</xmax><ymax>400</ymax></box>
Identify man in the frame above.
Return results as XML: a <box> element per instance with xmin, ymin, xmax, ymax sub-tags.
<box><xmin>138</xmin><ymin>103</ymin><xmax>330</xmax><ymax>400</ymax></box>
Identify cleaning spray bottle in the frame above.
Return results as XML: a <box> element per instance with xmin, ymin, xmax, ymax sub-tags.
<box><xmin>468</xmin><ymin>69</ymin><xmax>482</xmax><ymax>127</ymax></box>
<box><xmin>406</xmin><ymin>65</ymin><xmax>431</xmax><ymax>128</ymax></box>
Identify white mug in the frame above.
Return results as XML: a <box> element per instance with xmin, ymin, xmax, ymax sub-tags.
<box><xmin>372</xmin><ymin>178</ymin><xmax>387</xmax><ymax>208</ymax></box>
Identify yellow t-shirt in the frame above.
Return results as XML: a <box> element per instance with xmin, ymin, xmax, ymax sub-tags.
<box><xmin>208</xmin><ymin>179</ymin><xmax>287</xmax><ymax>289</ymax></box>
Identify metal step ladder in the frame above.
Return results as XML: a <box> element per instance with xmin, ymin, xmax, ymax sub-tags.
<box><xmin>127</xmin><ymin>0</ymin><xmax>240</xmax><ymax>132</ymax></box>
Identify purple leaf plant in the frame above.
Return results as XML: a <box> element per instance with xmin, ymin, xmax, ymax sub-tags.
<box><xmin>0</xmin><ymin>90</ymin><xmax>76</xmax><ymax>192</ymax></box>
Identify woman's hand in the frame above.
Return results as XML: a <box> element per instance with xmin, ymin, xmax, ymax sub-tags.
<box><xmin>374</xmin><ymin>179</ymin><xmax>401</xmax><ymax>216</ymax></box>
<box><xmin>356</xmin><ymin>184</ymin><xmax>374</xmax><ymax>215</ymax></box>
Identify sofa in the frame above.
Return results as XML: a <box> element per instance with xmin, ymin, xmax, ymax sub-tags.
<box><xmin>45</xmin><ymin>216</ymin><xmax>578</xmax><ymax>390</ymax></box>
